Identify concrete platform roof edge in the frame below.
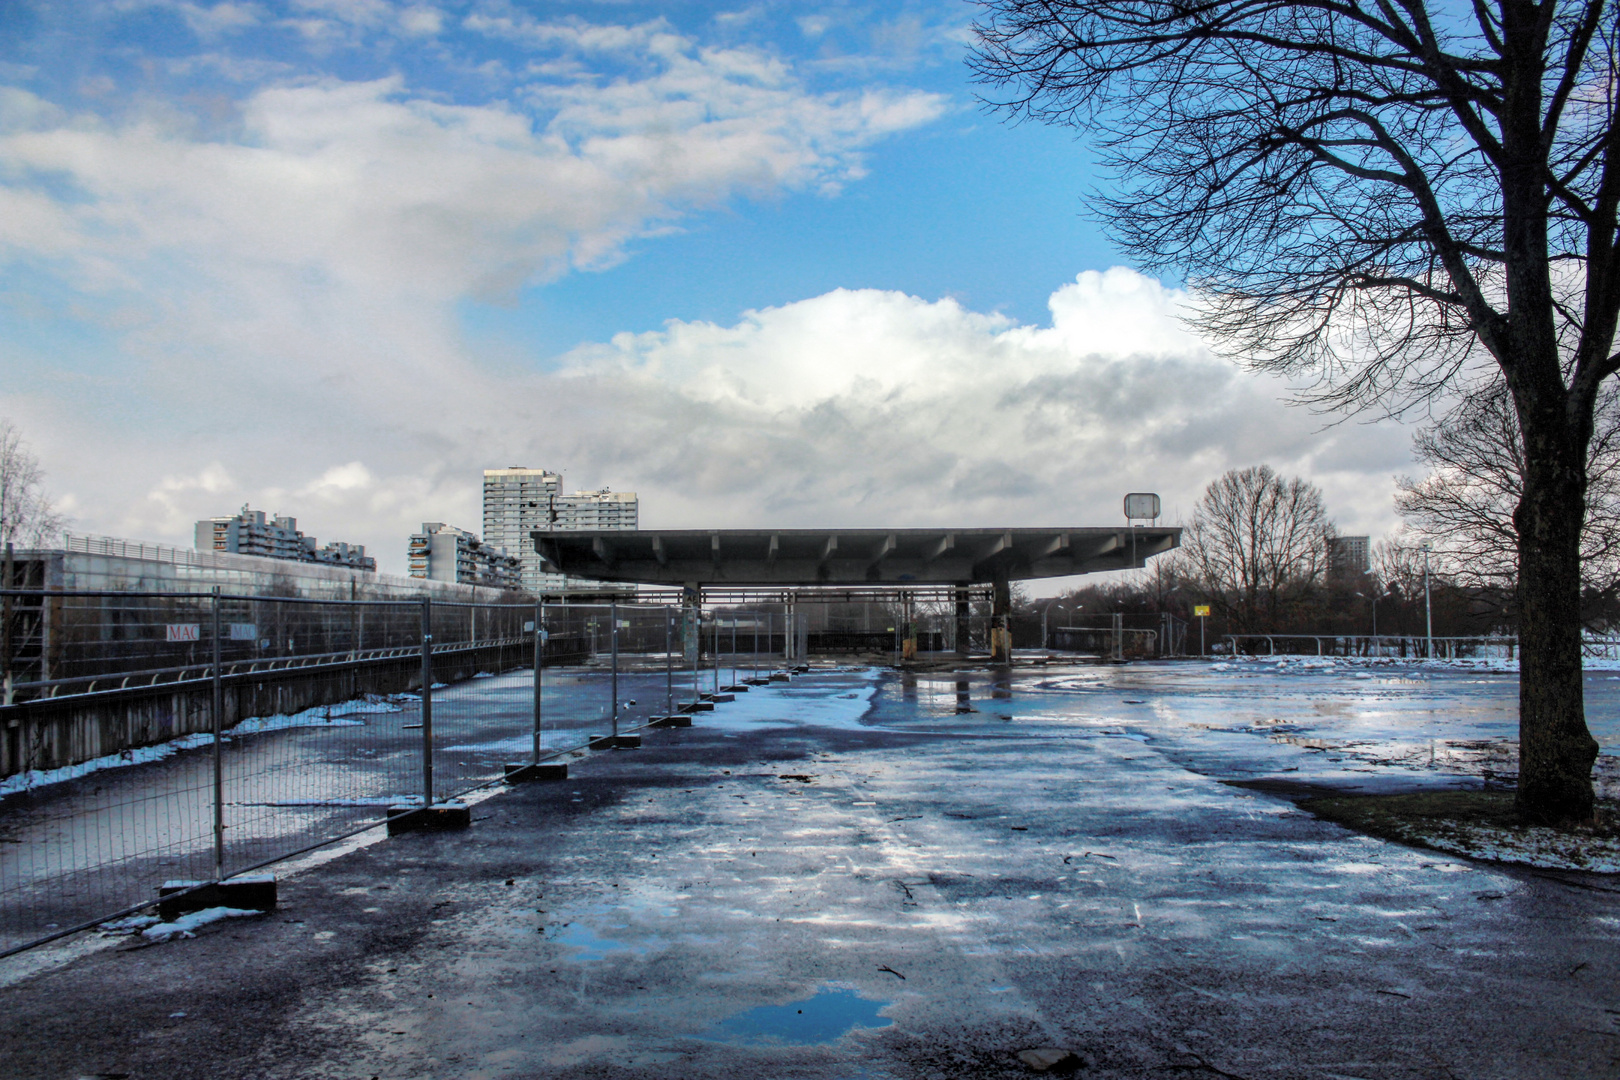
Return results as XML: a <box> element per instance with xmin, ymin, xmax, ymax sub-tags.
<box><xmin>532</xmin><ymin>527</ymin><xmax>1181</xmax><ymax>585</ymax></box>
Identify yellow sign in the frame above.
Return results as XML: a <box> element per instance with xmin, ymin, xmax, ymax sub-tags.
<box><xmin>1193</xmin><ymin>605</ymin><xmax>1211</xmax><ymax>617</ymax></box>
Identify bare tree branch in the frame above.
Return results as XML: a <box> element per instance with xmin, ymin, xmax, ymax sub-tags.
<box><xmin>0</xmin><ymin>421</ymin><xmax>65</xmax><ymax>549</ymax></box>
<box><xmin>971</xmin><ymin>0</ymin><xmax>1617</xmax><ymax>823</ymax></box>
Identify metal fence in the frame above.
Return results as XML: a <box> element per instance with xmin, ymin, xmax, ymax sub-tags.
<box><xmin>0</xmin><ymin>589</ymin><xmax>832</xmax><ymax>958</ymax></box>
<box><xmin>1219</xmin><ymin>633</ymin><xmax>1521</xmax><ymax>658</ymax></box>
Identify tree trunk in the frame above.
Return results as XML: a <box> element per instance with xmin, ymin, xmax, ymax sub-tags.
<box><xmin>1515</xmin><ymin>439</ymin><xmax>1600</xmax><ymax>825</ymax></box>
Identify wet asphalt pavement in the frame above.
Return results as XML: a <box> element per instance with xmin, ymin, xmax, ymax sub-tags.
<box><xmin>1</xmin><ymin>661</ymin><xmax>1617</xmax><ymax>1079</ymax></box>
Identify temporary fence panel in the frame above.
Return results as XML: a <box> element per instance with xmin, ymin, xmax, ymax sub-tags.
<box><xmin>0</xmin><ymin>589</ymin><xmax>544</xmax><ymax>957</ymax></box>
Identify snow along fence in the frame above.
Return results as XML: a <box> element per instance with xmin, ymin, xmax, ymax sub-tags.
<box><xmin>0</xmin><ymin>591</ymin><xmax>547</xmax><ymax>778</ymax></box>
<box><xmin>0</xmin><ymin>590</ymin><xmax>605</xmax><ymax>958</ymax></box>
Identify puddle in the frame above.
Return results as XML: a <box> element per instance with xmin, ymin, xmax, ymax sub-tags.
<box><xmin>546</xmin><ymin>922</ymin><xmax>652</xmax><ymax>962</ymax></box>
<box><xmin>707</xmin><ymin>986</ymin><xmax>893</xmax><ymax>1045</ymax></box>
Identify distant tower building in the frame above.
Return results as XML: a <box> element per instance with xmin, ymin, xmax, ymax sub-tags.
<box><xmin>482</xmin><ymin>468</ymin><xmax>638</xmax><ymax>595</ymax></box>
<box><xmin>194</xmin><ymin>505</ymin><xmax>376</xmax><ymax>571</ymax></box>
<box><xmin>555</xmin><ymin>488</ymin><xmax>639</xmax><ymax>531</ymax></box>
<box><xmin>407</xmin><ymin>522</ymin><xmax>523</xmax><ymax>590</ymax></box>
<box><xmin>1329</xmin><ymin>535</ymin><xmax>1370</xmax><ymax>578</ymax></box>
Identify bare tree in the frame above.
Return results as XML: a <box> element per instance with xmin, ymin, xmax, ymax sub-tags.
<box><xmin>1139</xmin><ymin>550</ymin><xmax>1186</xmax><ymax>612</ymax></box>
<box><xmin>1397</xmin><ymin>381</ymin><xmax>1620</xmax><ymax>597</ymax></box>
<box><xmin>972</xmin><ymin>0</ymin><xmax>1618</xmax><ymax>823</ymax></box>
<box><xmin>1372</xmin><ymin>533</ymin><xmax>1433</xmax><ymax>600</ymax></box>
<box><xmin>1176</xmin><ymin>466</ymin><xmax>1333</xmax><ymax>632</ymax></box>
<box><xmin>0</xmin><ymin>421</ymin><xmax>64</xmax><ymax>549</ymax></box>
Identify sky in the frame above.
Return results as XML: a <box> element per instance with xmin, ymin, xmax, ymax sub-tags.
<box><xmin>0</xmin><ymin>0</ymin><xmax>1421</xmax><ymax>582</ymax></box>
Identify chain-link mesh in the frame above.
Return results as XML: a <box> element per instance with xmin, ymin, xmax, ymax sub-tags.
<box><xmin>0</xmin><ymin>590</ymin><xmax>550</xmax><ymax>956</ymax></box>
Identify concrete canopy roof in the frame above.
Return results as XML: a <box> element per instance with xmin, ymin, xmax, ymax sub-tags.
<box><xmin>532</xmin><ymin>527</ymin><xmax>1180</xmax><ymax>586</ymax></box>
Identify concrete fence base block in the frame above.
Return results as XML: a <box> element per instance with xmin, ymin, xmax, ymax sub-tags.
<box><xmin>504</xmin><ymin>762</ymin><xmax>568</xmax><ymax>782</ymax></box>
<box><xmin>157</xmin><ymin>874</ymin><xmax>277</xmax><ymax>921</ymax></box>
<box><xmin>791</xmin><ymin>665</ymin><xmax>811</xmax><ymax>674</ymax></box>
<box><xmin>385</xmin><ymin>802</ymin><xmax>471</xmax><ymax>835</ymax></box>
<box><xmin>743</xmin><ymin>677</ymin><xmax>771</xmax><ymax>686</ymax></box>
<box><xmin>722</xmin><ymin>685</ymin><xmax>750</xmax><ymax>693</ymax></box>
<box><xmin>710</xmin><ymin>693</ymin><xmax>736</xmax><ymax>703</ymax></box>
<box><xmin>650</xmin><ymin>714</ymin><xmax>692</xmax><ymax>728</ymax></box>
<box><xmin>680</xmin><ymin>701</ymin><xmax>715</xmax><ymax>713</ymax></box>
<box><xmin>769</xmin><ymin>673</ymin><xmax>791</xmax><ymax>683</ymax></box>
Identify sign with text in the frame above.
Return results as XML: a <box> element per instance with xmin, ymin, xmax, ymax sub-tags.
<box><xmin>166</xmin><ymin>624</ymin><xmax>201</xmax><ymax>643</ymax></box>
<box><xmin>1193</xmin><ymin>605</ymin><xmax>1211</xmax><ymax>617</ymax></box>
<box><xmin>229</xmin><ymin>623</ymin><xmax>258</xmax><ymax>641</ymax></box>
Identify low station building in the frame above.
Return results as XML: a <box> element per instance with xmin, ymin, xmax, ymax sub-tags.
<box><xmin>532</xmin><ymin>526</ymin><xmax>1181</xmax><ymax>661</ymax></box>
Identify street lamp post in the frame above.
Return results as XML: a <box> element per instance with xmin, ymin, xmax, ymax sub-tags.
<box><xmin>1422</xmin><ymin>544</ymin><xmax>1434</xmax><ymax>659</ymax></box>
<box><xmin>1041</xmin><ymin>599</ymin><xmax>1065</xmax><ymax>650</ymax></box>
<box><xmin>1354</xmin><ymin>591</ymin><xmax>1381</xmax><ymax>654</ymax></box>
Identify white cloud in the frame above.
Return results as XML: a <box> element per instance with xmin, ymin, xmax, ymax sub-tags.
<box><xmin>133</xmin><ymin>463</ymin><xmax>238</xmax><ymax>537</ymax></box>
<box><xmin>0</xmin><ymin>17</ymin><xmax>1414</xmax><ymax>576</ymax></box>
<box><xmin>547</xmin><ymin>270</ymin><xmax>1414</xmax><ymax>537</ymax></box>
<box><xmin>8</xmin><ymin>268</ymin><xmax>1415</xmax><ymax>574</ymax></box>
<box><xmin>397</xmin><ymin>4</ymin><xmax>442</xmax><ymax>36</ymax></box>
<box><xmin>297</xmin><ymin>461</ymin><xmax>374</xmax><ymax>497</ymax></box>
<box><xmin>176</xmin><ymin>2</ymin><xmax>263</xmax><ymax>39</ymax></box>
<box><xmin>0</xmin><ymin>25</ymin><xmax>944</xmax><ymax>297</ymax></box>
<box><xmin>0</xmin><ymin>24</ymin><xmax>949</xmax><ymax>552</ymax></box>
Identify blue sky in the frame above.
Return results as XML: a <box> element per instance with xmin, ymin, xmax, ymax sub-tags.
<box><xmin>0</xmin><ymin>1</ymin><xmax>1415</xmax><ymax>578</ymax></box>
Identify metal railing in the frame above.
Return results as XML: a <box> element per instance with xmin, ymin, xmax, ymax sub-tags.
<box><xmin>1219</xmin><ymin>633</ymin><xmax>1521</xmax><ymax>658</ymax></box>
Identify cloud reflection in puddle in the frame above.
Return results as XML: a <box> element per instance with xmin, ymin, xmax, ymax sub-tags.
<box><xmin>706</xmin><ymin>985</ymin><xmax>893</xmax><ymax>1045</ymax></box>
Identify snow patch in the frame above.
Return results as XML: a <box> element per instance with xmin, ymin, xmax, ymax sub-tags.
<box><xmin>1206</xmin><ymin>653</ymin><xmax>1620</xmax><ymax>674</ymax></box>
<box><xmin>1402</xmin><ymin>823</ymin><xmax>1620</xmax><ymax>873</ymax></box>
<box><xmin>1</xmin><ymin>736</ymin><xmax>214</xmax><ymax>798</ymax></box>
<box><xmin>140</xmin><ymin>906</ymin><xmax>263</xmax><ymax>942</ymax></box>
<box><xmin>441</xmin><ymin>736</ymin><xmax>533</xmax><ymax>754</ymax></box>
<box><xmin>247</xmin><ymin>795</ymin><xmax>424</xmax><ymax>808</ymax></box>
<box><xmin>0</xmin><ymin>694</ymin><xmax>411</xmax><ymax>799</ymax></box>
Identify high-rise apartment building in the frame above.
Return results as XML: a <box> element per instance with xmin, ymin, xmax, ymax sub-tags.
<box><xmin>481</xmin><ymin>469</ymin><xmax>562</xmax><ymax>586</ymax></box>
<box><xmin>407</xmin><ymin>522</ymin><xmax>523</xmax><ymax>590</ymax></box>
<box><xmin>195</xmin><ymin>506</ymin><xmax>376</xmax><ymax>572</ymax></box>
<box><xmin>1329</xmin><ymin>535</ymin><xmax>1371</xmax><ymax>578</ymax></box>
<box><xmin>482</xmin><ymin>468</ymin><xmax>638</xmax><ymax>595</ymax></box>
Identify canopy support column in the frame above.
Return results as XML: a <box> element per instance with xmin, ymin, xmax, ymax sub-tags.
<box><xmin>990</xmin><ymin>573</ymin><xmax>1012</xmax><ymax>663</ymax></box>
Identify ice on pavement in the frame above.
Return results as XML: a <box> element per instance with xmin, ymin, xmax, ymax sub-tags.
<box><xmin>695</xmin><ymin>669</ymin><xmax>882</xmax><ymax>732</ymax></box>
